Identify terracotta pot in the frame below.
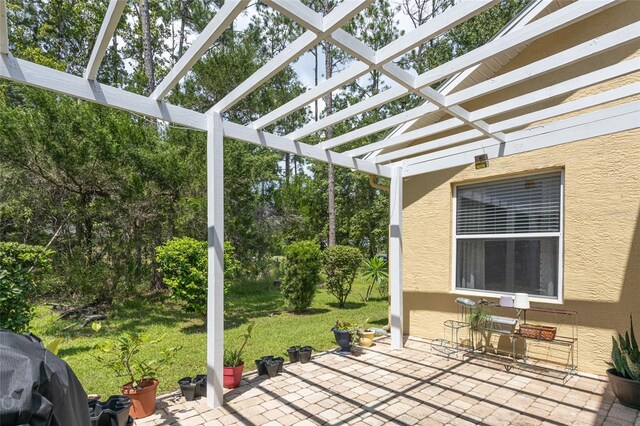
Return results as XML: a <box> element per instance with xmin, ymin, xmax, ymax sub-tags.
<box><xmin>359</xmin><ymin>330</ymin><xmax>375</xmax><ymax>347</ymax></box>
<box><xmin>121</xmin><ymin>379</ymin><xmax>158</xmax><ymax>419</ymax></box>
<box><xmin>223</xmin><ymin>363</ymin><xmax>244</xmax><ymax>389</ymax></box>
<box><xmin>607</xmin><ymin>369</ymin><xmax>640</xmax><ymax>409</ymax></box>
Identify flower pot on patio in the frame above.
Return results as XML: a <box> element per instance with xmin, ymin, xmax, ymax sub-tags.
<box><xmin>274</xmin><ymin>357</ymin><xmax>285</xmax><ymax>373</ymax></box>
<box><xmin>223</xmin><ymin>363</ymin><xmax>244</xmax><ymax>389</ymax></box>
<box><xmin>359</xmin><ymin>329</ymin><xmax>375</xmax><ymax>347</ymax></box>
<box><xmin>265</xmin><ymin>360</ymin><xmax>279</xmax><ymax>378</ymax></box>
<box><xmin>332</xmin><ymin>328</ymin><xmax>352</xmax><ymax>352</ymax></box>
<box><xmin>299</xmin><ymin>346</ymin><xmax>312</xmax><ymax>363</ymax></box>
<box><xmin>607</xmin><ymin>368</ymin><xmax>640</xmax><ymax>409</ymax></box>
<box><xmin>178</xmin><ymin>377</ymin><xmax>196</xmax><ymax>401</ymax></box>
<box><xmin>287</xmin><ymin>346</ymin><xmax>300</xmax><ymax>363</ymax></box>
<box><xmin>255</xmin><ymin>359</ymin><xmax>267</xmax><ymax>376</ymax></box>
<box><xmin>194</xmin><ymin>374</ymin><xmax>207</xmax><ymax>398</ymax></box>
<box><xmin>88</xmin><ymin>395</ymin><xmax>132</xmax><ymax>426</ymax></box>
<box><xmin>120</xmin><ymin>379</ymin><xmax>158</xmax><ymax>419</ymax></box>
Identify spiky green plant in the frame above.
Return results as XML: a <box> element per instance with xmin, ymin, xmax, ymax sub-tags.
<box><xmin>608</xmin><ymin>315</ymin><xmax>640</xmax><ymax>381</ymax></box>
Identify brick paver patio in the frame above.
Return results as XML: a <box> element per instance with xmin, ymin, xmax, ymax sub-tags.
<box><xmin>136</xmin><ymin>336</ymin><xmax>640</xmax><ymax>426</ymax></box>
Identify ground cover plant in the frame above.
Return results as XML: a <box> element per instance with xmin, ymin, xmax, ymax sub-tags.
<box><xmin>30</xmin><ymin>276</ymin><xmax>387</xmax><ymax>398</ymax></box>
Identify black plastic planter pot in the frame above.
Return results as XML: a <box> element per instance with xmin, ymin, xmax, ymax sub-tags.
<box><xmin>274</xmin><ymin>357</ymin><xmax>285</xmax><ymax>373</ymax></box>
<box><xmin>181</xmin><ymin>382</ymin><xmax>197</xmax><ymax>401</ymax></box>
<box><xmin>287</xmin><ymin>346</ymin><xmax>300</xmax><ymax>363</ymax></box>
<box><xmin>194</xmin><ymin>375</ymin><xmax>207</xmax><ymax>398</ymax></box>
<box><xmin>299</xmin><ymin>347</ymin><xmax>312</xmax><ymax>363</ymax></box>
<box><xmin>255</xmin><ymin>359</ymin><xmax>267</xmax><ymax>376</ymax></box>
<box><xmin>265</xmin><ymin>362</ymin><xmax>279</xmax><ymax>378</ymax></box>
<box><xmin>88</xmin><ymin>395</ymin><xmax>132</xmax><ymax>426</ymax></box>
<box><xmin>332</xmin><ymin>328</ymin><xmax>352</xmax><ymax>352</ymax></box>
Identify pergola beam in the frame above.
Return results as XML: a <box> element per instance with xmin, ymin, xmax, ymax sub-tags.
<box><xmin>84</xmin><ymin>0</ymin><xmax>126</xmax><ymax>81</ymax></box>
<box><xmin>389</xmin><ymin>164</ymin><xmax>403</xmax><ymax>350</ymax></box>
<box><xmin>252</xmin><ymin>0</ymin><xmax>495</xmax><ymax>130</ymax></box>
<box><xmin>316</xmin><ymin>0</ymin><xmax>617</xmax><ymax>145</ymax></box>
<box><xmin>447</xmin><ymin>21</ymin><xmax>640</xmax><ymax>107</ymax></box>
<box><xmin>375</xmin><ymin>84</ymin><xmax>638</xmax><ymax>164</ymax></box>
<box><xmin>401</xmin><ymin>101</ymin><xmax>640</xmax><ymax>177</ymax></box>
<box><xmin>210</xmin><ymin>0</ymin><xmax>370</xmax><ymax>114</ymax></box>
<box><xmin>0</xmin><ymin>0</ymin><xmax>8</xmax><ymax>55</ymax></box>
<box><xmin>320</xmin><ymin>103</ymin><xmax>438</xmax><ymax>150</ymax></box>
<box><xmin>287</xmin><ymin>86</ymin><xmax>407</xmax><ymax>141</ymax></box>
<box><xmin>151</xmin><ymin>0</ymin><xmax>250</xmax><ymax>100</ymax></box>
<box><xmin>224</xmin><ymin>121</ymin><xmax>391</xmax><ymax>177</ymax></box>
<box><xmin>346</xmin><ymin>58</ymin><xmax>640</xmax><ymax>158</ymax></box>
<box><xmin>414</xmin><ymin>0</ymin><xmax>617</xmax><ymax>89</ymax></box>
<box><xmin>0</xmin><ymin>54</ymin><xmax>391</xmax><ymax>177</ymax></box>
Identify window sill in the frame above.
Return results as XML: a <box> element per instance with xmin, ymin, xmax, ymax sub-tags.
<box><xmin>451</xmin><ymin>288</ymin><xmax>564</xmax><ymax>305</ymax></box>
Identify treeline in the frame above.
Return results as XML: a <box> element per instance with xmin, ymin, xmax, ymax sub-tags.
<box><xmin>0</xmin><ymin>0</ymin><xmax>528</xmax><ymax>304</ymax></box>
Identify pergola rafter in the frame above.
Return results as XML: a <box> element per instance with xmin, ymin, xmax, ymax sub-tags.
<box><xmin>84</xmin><ymin>0</ymin><xmax>126</xmax><ymax>81</ymax></box>
<box><xmin>1</xmin><ymin>0</ymin><xmax>638</xmax><ymax>410</ymax></box>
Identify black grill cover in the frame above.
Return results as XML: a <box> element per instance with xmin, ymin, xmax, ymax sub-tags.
<box><xmin>0</xmin><ymin>330</ymin><xmax>90</xmax><ymax>426</ymax></box>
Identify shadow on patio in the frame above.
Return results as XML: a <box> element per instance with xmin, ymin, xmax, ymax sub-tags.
<box><xmin>137</xmin><ymin>336</ymin><xmax>640</xmax><ymax>426</ymax></box>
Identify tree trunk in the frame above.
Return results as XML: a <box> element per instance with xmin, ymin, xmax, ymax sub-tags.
<box><xmin>139</xmin><ymin>0</ymin><xmax>155</xmax><ymax>94</ymax></box>
<box><xmin>178</xmin><ymin>0</ymin><xmax>189</xmax><ymax>58</ymax></box>
<box><xmin>323</xmin><ymin>0</ymin><xmax>336</xmax><ymax>247</ymax></box>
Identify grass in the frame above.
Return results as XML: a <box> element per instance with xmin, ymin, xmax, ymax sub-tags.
<box><xmin>30</xmin><ymin>276</ymin><xmax>388</xmax><ymax>397</ymax></box>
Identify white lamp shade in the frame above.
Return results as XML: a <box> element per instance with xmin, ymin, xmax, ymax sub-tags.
<box><xmin>499</xmin><ymin>295</ymin><xmax>514</xmax><ymax>307</ymax></box>
<box><xmin>513</xmin><ymin>293</ymin><xmax>530</xmax><ymax>310</ymax></box>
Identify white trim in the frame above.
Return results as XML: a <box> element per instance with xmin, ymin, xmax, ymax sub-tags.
<box><xmin>84</xmin><ymin>0</ymin><xmax>126</xmax><ymax>81</ymax></box>
<box><xmin>152</xmin><ymin>0</ymin><xmax>249</xmax><ymax>100</ymax></box>
<box><xmin>206</xmin><ymin>112</ymin><xmax>225</xmax><ymax>409</ymax></box>
<box><xmin>451</xmin><ymin>170</ymin><xmax>564</xmax><ymax>303</ymax></box>
<box><xmin>0</xmin><ymin>0</ymin><xmax>8</xmax><ymax>55</ymax></box>
<box><xmin>389</xmin><ymin>165</ymin><xmax>404</xmax><ymax>349</ymax></box>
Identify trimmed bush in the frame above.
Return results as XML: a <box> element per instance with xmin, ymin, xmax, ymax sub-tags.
<box><xmin>156</xmin><ymin>237</ymin><xmax>238</xmax><ymax>316</ymax></box>
<box><xmin>323</xmin><ymin>245</ymin><xmax>362</xmax><ymax>308</ymax></box>
<box><xmin>281</xmin><ymin>241</ymin><xmax>322</xmax><ymax>313</ymax></box>
<box><xmin>0</xmin><ymin>242</ymin><xmax>53</xmax><ymax>332</ymax></box>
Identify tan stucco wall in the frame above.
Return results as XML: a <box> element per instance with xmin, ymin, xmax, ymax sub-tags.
<box><xmin>401</xmin><ymin>2</ymin><xmax>640</xmax><ymax>375</ymax></box>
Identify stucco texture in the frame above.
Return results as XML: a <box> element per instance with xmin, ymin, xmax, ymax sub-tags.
<box><xmin>401</xmin><ymin>2</ymin><xmax>640</xmax><ymax>375</ymax></box>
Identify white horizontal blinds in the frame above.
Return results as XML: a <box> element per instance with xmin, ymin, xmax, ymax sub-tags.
<box><xmin>456</xmin><ymin>172</ymin><xmax>561</xmax><ymax>235</ymax></box>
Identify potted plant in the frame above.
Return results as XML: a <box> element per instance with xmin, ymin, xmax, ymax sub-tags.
<box><xmin>607</xmin><ymin>315</ymin><xmax>640</xmax><ymax>409</ymax></box>
<box><xmin>359</xmin><ymin>329</ymin><xmax>376</xmax><ymax>347</ymax></box>
<box><xmin>332</xmin><ymin>320</ymin><xmax>360</xmax><ymax>353</ymax></box>
<box><xmin>95</xmin><ymin>332</ymin><xmax>180</xmax><ymax>419</ymax></box>
<box><xmin>224</xmin><ymin>322</ymin><xmax>254</xmax><ymax>389</ymax></box>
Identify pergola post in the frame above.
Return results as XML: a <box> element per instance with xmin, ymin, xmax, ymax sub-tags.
<box><xmin>389</xmin><ymin>165</ymin><xmax>404</xmax><ymax>349</ymax></box>
<box><xmin>206</xmin><ymin>112</ymin><xmax>224</xmax><ymax>408</ymax></box>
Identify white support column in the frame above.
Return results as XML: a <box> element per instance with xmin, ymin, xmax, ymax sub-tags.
<box><xmin>0</xmin><ymin>0</ymin><xmax>9</xmax><ymax>55</ymax></box>
<box><xmin>206</xmin><ymin>112</ymin><xmax>225</xmax><ymax>408</ymax></box>
<box><xmin>389</xmin><ymin>165</ymin><xmax>404</xmax><ymax>350</ymax></box>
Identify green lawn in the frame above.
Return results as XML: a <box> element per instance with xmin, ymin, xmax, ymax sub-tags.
<box><xmin>30</xmin><ymin>277</ymin><xmax>388</xmax><ymax>397</ymax></box>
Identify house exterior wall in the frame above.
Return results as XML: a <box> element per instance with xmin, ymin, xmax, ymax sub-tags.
<box><xmin>401</xmin><ymin>3</ymin><xmax>640</xmax><ymax>375</ymax></box>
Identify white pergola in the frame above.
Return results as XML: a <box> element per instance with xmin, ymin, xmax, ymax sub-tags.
<box><xmin>1</xmin><ymin>0</ymin><xmax>638</xmax><ymax>409</ymax></box>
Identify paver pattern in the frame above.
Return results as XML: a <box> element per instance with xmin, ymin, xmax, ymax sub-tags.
<box><xmin>136</xmin><ymin>336</ymin><xmax>640</xmax><ymax>425</ymax></box>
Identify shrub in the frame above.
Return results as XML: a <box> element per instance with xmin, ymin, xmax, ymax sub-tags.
<box><xmin>323</xmin><ymin>245</ymin><xmax>363</xmax><ymax>308</ymax></box>
<box><xmin>0</xmin><ymin>242</ymin><xmax>53</xmax><ymax>332</ymax></box>
<box><xmin>281</xmin><ymin>241</ymin><xmax>322</xmax><ymax>313</ymax></box>
<box><xmin>361</xmin><ymin>256</ymin><xmax>388</xmax><ymax>301</ymax></box>
<box><xmin>156</xmin><ymin>237</ymin><xmax>238</xmax><ymax>316</ymax></box>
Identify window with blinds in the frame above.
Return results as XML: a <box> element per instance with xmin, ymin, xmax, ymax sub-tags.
<box><xmin>454</xmin><ymin>172</ymin><xmax>563</xmax><ymax>300</ymax></box>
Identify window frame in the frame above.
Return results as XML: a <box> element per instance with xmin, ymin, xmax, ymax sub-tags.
<box><xmin>451</xmin><ymin>170</ymin><xmax>565</xmax><ymax>304</ymax></box>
